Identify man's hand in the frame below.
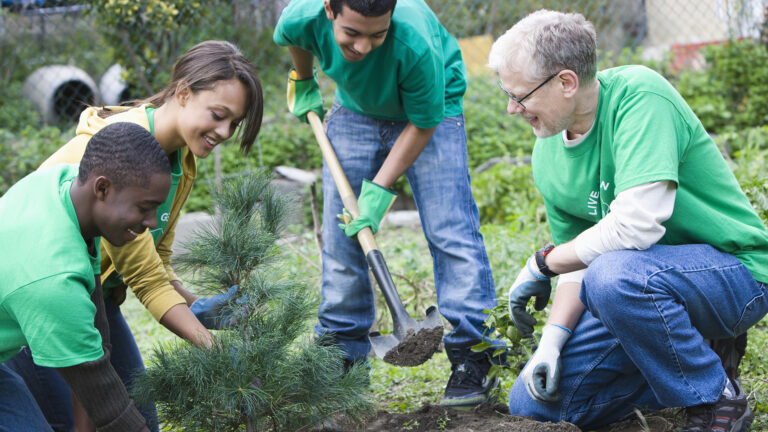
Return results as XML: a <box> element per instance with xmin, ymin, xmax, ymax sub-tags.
<box><xmin>338</xmin><ymin>179</ymin><xmax>397</xmax><ymax>237</ymax></box>
<box><xmin>190</xmin><ymin>285</ymin><xmax>239</xmax><ymax>330</ymax></box>
<box><xmin>286</xmin><ymin>68</ymin><xmax>325</xmax><ymax>123</ymax></box>
<box><xmin>520</xmin><ymin>324</ymin><xmax>571</xmax><ymax>402</ymax></box>
<box><xmin>508</xmin><ymin>254</ymin><xmax>552</xmax><ymax>338</ymax></box>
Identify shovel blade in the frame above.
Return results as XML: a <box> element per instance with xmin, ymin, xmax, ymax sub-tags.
<box><xmin>370</xmin><ymin>306</ymin><xmax>443</xmax><ymax>367</ymax></box>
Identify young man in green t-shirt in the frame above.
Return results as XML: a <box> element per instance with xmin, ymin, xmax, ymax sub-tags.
<box><xmin>273</xmin><ymin>0</ymin><xmax>500</xmax><ymax>407</ymax></box>
<box><xmin>488</xmin><ymin>10</ymin><xmax>768</xmax><ymax>432</ymax></box>
<box><xmin>0</xmin><ymin>122</ymin><xmax>171</xmax><ymax>432</ymax></box>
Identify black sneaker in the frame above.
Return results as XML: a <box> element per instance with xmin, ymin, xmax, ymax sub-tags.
<box><xmin>439</xmin><ymin>345</ymin><xmax>498</xmax><ymax>409</ymax></box>
<box><xmin>681</xmin><ymin>379</ymin><xmax>753</xmax><ymax>432</ymax></box>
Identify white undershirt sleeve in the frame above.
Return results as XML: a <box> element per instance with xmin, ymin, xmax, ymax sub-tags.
<box><xmin>573</xmin><ymin>181</ymin><xmax>677</xmax><ymax>266</ymax></box>
<box><xmin>555</xmin><ymin>268</ymin><xmax>587</xmax><ymax>289</ymax></box>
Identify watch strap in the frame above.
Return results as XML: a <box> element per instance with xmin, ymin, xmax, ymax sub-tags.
<box><xmin>535</xmin><ymin>244</ymin><xmax>558</xmax><ymax>278</ymax></box>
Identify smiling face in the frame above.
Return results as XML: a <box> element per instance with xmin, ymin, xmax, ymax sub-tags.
<box><xmin>176</xmin><ymin>78</ymin><xmax>248</xmax><ymax>158</ymax></box>
<box><xmin>498</xmin><ymin>68</ymin><xmax>573</xmax><ymax>138</ymax></box>
<box><xmin>93</xmin><ymin>173</ymin><xmax>171</xmax><ymax>246</ymax></box>
<box><xmin>324</xmin><ymin>2</ymin><xmax>391</xmax><ymax>62</ymax></box>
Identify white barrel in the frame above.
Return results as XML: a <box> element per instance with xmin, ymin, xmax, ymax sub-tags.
<box><xmin>22</xmin><ymin>65</ymin><xmax>99</xmax><ymax>125</ymax></box>
<box><xmin>99</xmin><ymin>63</ymin><xmax>132</xmax><ymax>106</ymax></box>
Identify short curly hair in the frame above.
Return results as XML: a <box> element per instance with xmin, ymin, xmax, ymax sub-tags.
<box><xmin>329</xmin><ymin>0</ymin><xmax>396</xmax><ymax>17</ymax></box>
<box><xmin>78</xmin><ymin>122</ymin><xmax>170</xmax><ymax>190</ymax></box>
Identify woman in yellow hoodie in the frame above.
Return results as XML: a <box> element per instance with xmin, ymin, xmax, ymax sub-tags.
<box><xmin>4</xmin><ymin>40</ymin><xmax>264</xmax><ymax>432</ymax></box>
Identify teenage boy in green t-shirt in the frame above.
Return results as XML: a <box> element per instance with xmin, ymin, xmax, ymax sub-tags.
<box><xmin>274</xmin><ymin>0</ymin><xmax>500</xmax><ymax>407</ymax></box>
<box><xmin>0</xmin><ymin>122</ymin><xmax>171</xmax><ymax>432</ymax></box>
<box><xmin>488</xmin><ymin>10</ymin><xmax>768</xmax><ymax>432</ymax></box>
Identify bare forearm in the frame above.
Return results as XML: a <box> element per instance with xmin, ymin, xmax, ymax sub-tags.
<box><xmin>539</xmin><ymin>243</ymin><xmax>587</xmax><ymax>331</ymax></box>
<box><xmin>544</xmin><ymin>241</ymin><xmax>587</xmax><ymax>275</ymax></box>
<box><xmin>159</xmin><ymin>303</ymin><xmax>214</xmax><ymax>348</ymax></box>
<box><xmin>546</xmin><ymin>282</ymin><xmax>584</xmax><ymax>331</ymax></box>
<box><xmin>373</xmin><ymin>123</ymin><xmax>436</xmax><ymax>188</ymax></box>
<box><xmin>288</xmin><ymin>46</ymin><xmax>315</xmax><ymax>79</ymax></box>
<box><xmin>170</xmin><ymin>279</ymin><xmax>197</xmax><ymax>306</ymax></box>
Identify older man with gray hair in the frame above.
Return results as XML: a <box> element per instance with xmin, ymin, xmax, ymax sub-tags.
<box><xmin>489</xmin><ymin>9</ymin><xmax>768</xmax><ymax>432</ymax></box>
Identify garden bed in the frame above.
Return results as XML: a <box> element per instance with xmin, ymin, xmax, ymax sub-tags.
<box><xmin>317</xmin><ymin>402</ymin><xmax>677</xmax><ymax>431</ymax></box>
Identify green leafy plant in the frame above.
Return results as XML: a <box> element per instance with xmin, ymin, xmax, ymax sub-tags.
<box><xmin>464</xmin><ymin>77</ymin><xmax>536</xmax><ymax>170</ymax></box>
<box><xmin>471</xmin><ymin>160</ymin><xmax>546</xmax><ymax>227</ymax></box>
<box><xmin>0</xmin><ymin>125</ymin><xmax>69</xmax><ymax>195</ymax></box>
<box><xmin>671</xmin><ymin>39</ymin><xmax>768</xmax><ymax>134</ymax></box>
<box><xmin>436</xmin><ymin>413</ymin><xmax>450</xmax><ymax>430</ymax></box>
<box><xmin>82</xmin><ymin>0</ymin><xmax>209</xmax><ymax>94</ymax></box>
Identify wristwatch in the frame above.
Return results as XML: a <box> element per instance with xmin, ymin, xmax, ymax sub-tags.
<box><xmin>534</xmin><ymin>244</ymin><xmax>558</xmax><ymax>278</ymax></box>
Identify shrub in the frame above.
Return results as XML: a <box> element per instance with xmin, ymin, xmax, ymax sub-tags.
<box><xmin>671</xmin><ymin>39</ymin><xmax>768</xmax><ymax>134</ymax></box>
<box><xmin>464</xmin><ymin>77</ymin><xmax>536</xmax><ymax>170</ymax></box>
<box><xmin>0</xmin><ymin>126</ymin><xmax>69</xmax><ymax>195</ymax></box>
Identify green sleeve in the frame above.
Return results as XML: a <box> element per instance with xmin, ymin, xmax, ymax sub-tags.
<box><xmin>611</xmin><ymin>92</ymin><xmax>686</xmax><ymax>193</ymax></box>
<box><xmin>8</xmin><ymin>274</ymin><xmax>103</xmax><ymax>368</ymax></box>
<box><xmin>273</xmin><ymin>0</ymin><xmax>319</xmax><ymax>53</ymax></box>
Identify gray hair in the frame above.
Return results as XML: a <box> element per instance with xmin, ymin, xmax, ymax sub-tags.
<box><xmin>488</xmin><ymin>10</ymin><xmax>597</xmax><ymax>86</ymax></box>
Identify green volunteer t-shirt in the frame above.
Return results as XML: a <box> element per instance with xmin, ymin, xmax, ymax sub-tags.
<box><xmin>0</xmin><ymin>164</ymin><xmax>104</xmax><ymax>367</ymax></box>
<box><xmin>102</xmin><ymin>106</ymin><xmax>181</xmax><ymax>294</ymax></box>
<box><xmin>273</xmin><ymin>0</ymin><xmax>466</xmax><ymax>128</ymax></box>
<box><xmin>532</xmin><ymin>65</ymin><xmax>768</xmax><ymax>283</ymax></box>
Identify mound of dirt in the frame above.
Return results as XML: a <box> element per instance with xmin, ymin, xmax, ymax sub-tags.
<box><xmin>313</xmin><ymin>402</ymin><xmax>679</xmax><ymax>432</ymax></box>
<box><xmin>316</xmin><ymin>403</ymin><xmax>581</xmax><ymax>432</ymax></box>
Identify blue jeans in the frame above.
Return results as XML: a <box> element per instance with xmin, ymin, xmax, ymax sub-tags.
<box><xmin>3</xmin><ymin>347</ymin><xmax>72</xmax><ymax>431</ymax></box>
<box><xmin>316</xmin><ymin>102</ymin><xmax>497</xmax><ymax>361</ymax></box>
<box><xmin>508</xmin><ymin>244</ymin><xmax>768</xmax><ymax>430</ymax></box>
<box><xmin>2</xmin><ymin>297</ymin><xmax>159</xmax><ymax>432</ymax></box>
<box><xmin>0</xmin><ymin>363</ymin><xmax>54</xmax><ymax>432</ymax></box>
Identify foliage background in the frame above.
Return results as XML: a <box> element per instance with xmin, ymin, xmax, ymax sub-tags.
<box><xmin>3</xmin><ymin>0</ymin><xmax>768</xmax><ymax>429</ymax></box>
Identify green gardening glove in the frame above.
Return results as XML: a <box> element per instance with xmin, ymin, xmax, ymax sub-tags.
<box><xmin>286</xmin><ymin>68</ymin><xmax>326</xmax><ymax>123</ymax></box>
<box><xmin>338</xmin><ymin>179</ymin><xmax>397</xmax><ymax>237</ymax></box>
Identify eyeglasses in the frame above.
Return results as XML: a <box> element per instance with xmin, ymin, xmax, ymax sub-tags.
<box><xmin>498</xmin><ymin>72</ymin><xmax>559</xmax><ymax>110</ymax></box>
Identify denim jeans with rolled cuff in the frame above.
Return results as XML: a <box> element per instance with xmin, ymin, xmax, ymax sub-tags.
<box><xmin>508</xmin><ymin>244</ymin><xmax>768</xmax><ymax>430</ymax></box>
<box><xmin>315</xmin><ymin>101</ymin><xmax>499</xmax><ymax>361</ymax></box>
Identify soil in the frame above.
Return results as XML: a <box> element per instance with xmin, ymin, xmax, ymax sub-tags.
<box><xmin>378</xmin><ymin>325</ymin><xmax>444</xmax><ymax>367</ymax></box>
<box><xmin>316</xmin><ymin>403</ymin><xmax>676</xmax><ymax>432</ymax></box>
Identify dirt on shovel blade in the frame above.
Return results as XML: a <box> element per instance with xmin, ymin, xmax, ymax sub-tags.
<box><xmin>382</xmin><ymin>326</ymin><xmax>444</xmax><ymax>367</ymax></box>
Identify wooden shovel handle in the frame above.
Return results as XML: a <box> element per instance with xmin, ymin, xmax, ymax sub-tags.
<box><xmin>307</xmin><ymin>111</ymin><xmax>378</xmax><ymax>254</ymax></box>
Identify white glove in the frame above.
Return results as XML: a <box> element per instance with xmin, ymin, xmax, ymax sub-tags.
<box><xmin>520</xmin><ymin>323</ymin><xmax>571</xmax><ymax>402</ymax></box>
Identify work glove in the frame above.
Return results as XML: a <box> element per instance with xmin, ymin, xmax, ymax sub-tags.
<box><xmin>190</xmin><ymin>285</ymin><xmax>239</xmax><ymax>330</ymax></box>
<box><xmin>286</xmin><ymin>68</ymin><xmax>326</xmax><ymax>123</ymax></box>
<box><xmin>337</xmin><ymin>179</ymin><xmax>397</xmax><ymax>237</ymax></box>
<box><xmin>508</xmin><ymin>254</ymin><xmax>552</xmax><ymax>338</ymax></box>
<box><xmin>520</xmin><ymin>323</ymin><xmax>571</xmax><ymax>402</ymax></box>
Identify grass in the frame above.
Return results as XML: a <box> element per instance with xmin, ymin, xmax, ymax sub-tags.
<box><xmin>123</xmin><ymin>219</ymin><xmax>768</xmax><ymax>429</ymax></box>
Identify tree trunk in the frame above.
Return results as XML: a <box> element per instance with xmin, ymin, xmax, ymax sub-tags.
<box><xmin>245</xmin><ymin>415</ymin><xmax>256</xmax><ymax>432</ymax></box>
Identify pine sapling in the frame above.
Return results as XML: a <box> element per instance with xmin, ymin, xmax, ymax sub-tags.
<box><xmin>132</xmin><ymin>172</ymin><xmax>372</xmax><ymax>431</ymax></box>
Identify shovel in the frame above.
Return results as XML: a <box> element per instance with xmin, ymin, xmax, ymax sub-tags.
<box><xmin>306</xmin><ymin>111</ymin><xmax>443</xmax><ymax>367</ymax></box>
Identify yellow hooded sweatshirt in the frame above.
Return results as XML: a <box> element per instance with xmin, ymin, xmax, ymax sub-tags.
<box><xmin>40</xmin><ymin>105</ymin><xmax>193</xmax><ymax>321</ymax></box>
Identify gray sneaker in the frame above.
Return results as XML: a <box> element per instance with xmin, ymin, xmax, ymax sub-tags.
<box><xmin>681</xmin><ymin>379</ymin><xmax>752</xmax><ymax>432</ymax></box>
